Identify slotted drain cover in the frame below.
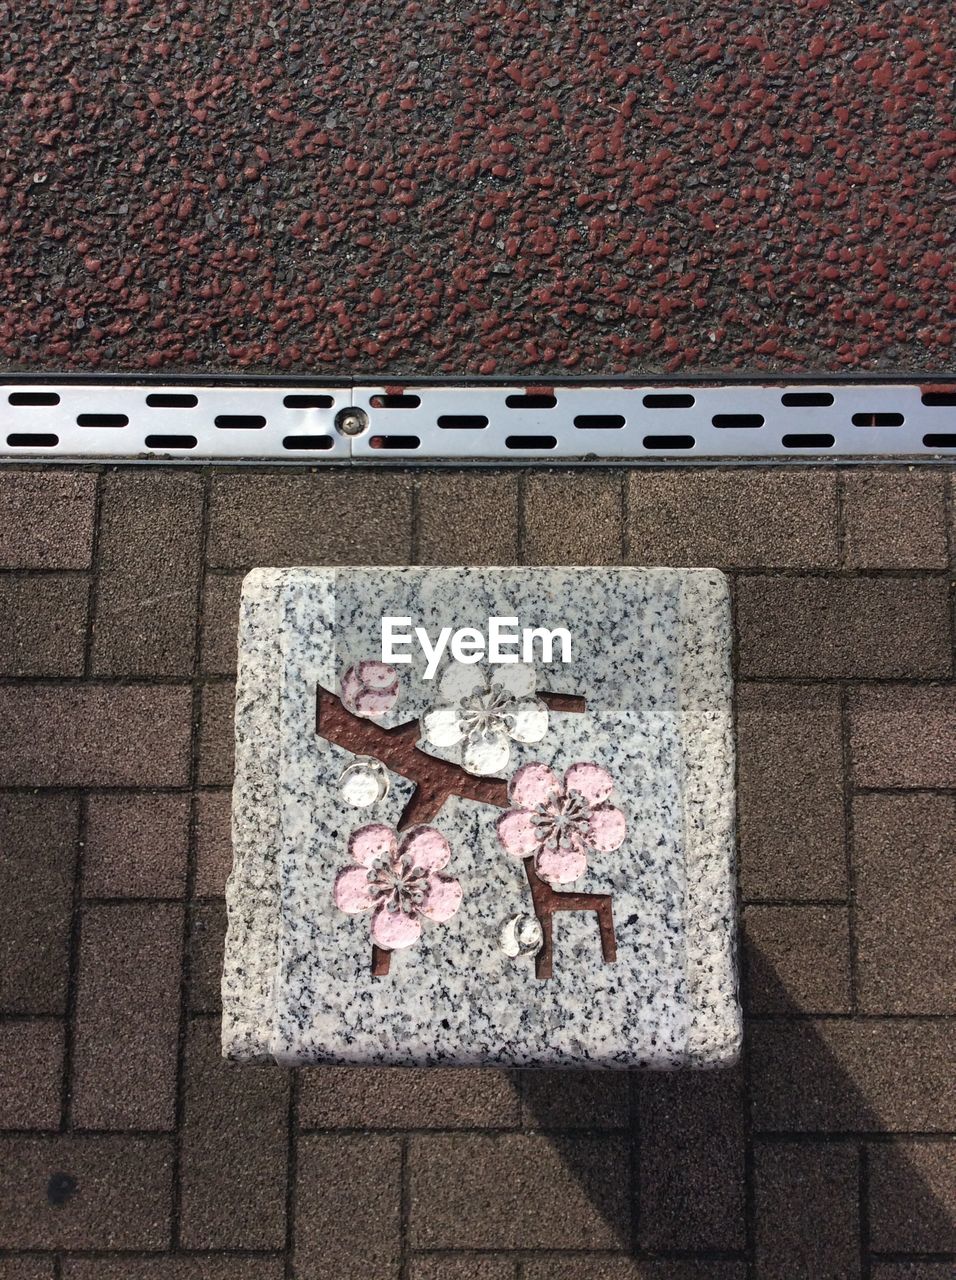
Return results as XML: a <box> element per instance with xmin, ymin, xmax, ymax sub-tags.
<box><xmin>1</xmin><ymin>379</ymin><xmax>953</xmax><ymax>463</ymax></box>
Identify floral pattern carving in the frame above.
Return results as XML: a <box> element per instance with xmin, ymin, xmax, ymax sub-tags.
<box><xmin>340</xmin><ymin>661</ymin><xmax>399</xmax><ymax>719</ymax></box>
<box><xmin>496</xmin><ymin>762</ymin><xmax>626</xmax><ymax>887</ymax></box>
<box><xmin>333</xmin><ymin>823</ymin><xmax>463</xmax><ymax>952</ymax></box>
<box><xmin>421</xmin><ymin>662</ymin><xmax>548</xmax><ymax>777</ymax></box>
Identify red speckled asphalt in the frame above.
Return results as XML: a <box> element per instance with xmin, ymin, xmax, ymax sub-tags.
<box><xmin>0</xmin><ymin>1</ymin><xmax>952</xmax><ymax>375</ymax></box>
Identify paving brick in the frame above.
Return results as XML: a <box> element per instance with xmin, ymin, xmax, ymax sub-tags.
<box><xmin>872</xmin><ymin>1265</ymin><xmax>956</xmax><ymax>1280</ymax></box>
<box><xmin>736</xmin><ymin>684</ymin><xmax>846</xmax><ymax>901</ymax></box>
<box><xmin>0</xmin><ymin>794</ymin><xmax>77</xmax><ymax>1014</ymax></box>
<box><xmin>200</xmin><ymin>572</ymin><xmax>244</xmax><ymax>675</ymax></box>
<box><xmin>854</xmin><ymin>794</ymin><xmax>955</xmax><ymax>1014</ymax></box>
<box><xmin>849</xmin><ymin>685</ymin><xmax>956</xmax><ymax>789</ymax></box>
<box><xmin>410</xmin><ymin>1258</ymin><xmax>516</xmax><ymax>1280</ymax></box>
<box><xmin>750</xmin><ymin>1020</ymin><xmax>956</xmax><ymax>1132</ymax></box>
<box><xmin>207</xmin><ymin>473</ymin><xmax>413</xmax><ymax>568</ymax></box>
<box><xmin>179</xmin><ymin>1019</ymin><xmax>289</xmax><ymax>1250</ymax></box>
<box><xmin>409</xmin><ymin>1133</ymin><xmax>629</xmax><ymax>1250</ymax></box>
<box><xmin>295</xmin><ymin>1133</ymin><xmax>401</xmax><ymax>1280</ymax></box>
<box><xmin>736</xmin><ymin>575</ymin><xmax>951</xmax><ymax>679</ymax></box>
<box><xmin>417</xmin><ymin>472</ymin><xmax>520</xmax><ymax>564</ymax></box>
<box><xmin>0</xmin><ymin>472</ymin><xmax>97</xmax><ymax>569</ymax></box>
<box><xmin>0</xmin><ymin>685</ymin><xmax>192</xmax><ymax>787</ymax></box>
<box><xmin>194</xmin><ymin>790</ymin><xmax>233</xmax><ymax>896</ymax></box>
<box><xmin>299</xmin><ymin>1065</ymin><xmax>520</xmax><ymax>1129</ymax></box>
<box><xmin>92</xmin><ymin>472</ymin><xmax>203</xmax><ymax>676</ymax></box>
<box><xmin>743</xmin><ymin>905</ymin><xmax>852</xmax><ymax>1014</ymax></box>
<box><xmin>71</xmin><ymin>902</ymin><xmax>183</xmax><ymax>1130</ymax></box>
<box><xmin>0</xmin><ymin>574</ymin><xmax>88</xmax><ymax>675</ymax></box>
<box><xmin>522</xmin><ymin>1264</ymin><xmax>745</xmax><ymax>1280</ymax></box>
<box><xmin>754</xmin><ymin>1142</ymin><xmax>859</xmax><ymax>1279</ymax></box>
<box><xmin>842</xmin><ymin>469</ymin><xmax>948</xmax><ymax>569</ymax></box>
<box><xmin>524</xmin><ymin>472</ymin><xmax>622</xmax><ymax>564</ymax></box>
<box><xmin>0</xmin><ymin>1259</ymin><xmax>56</xmax><ymax>1280</ymax></box>
<box><xmin>63</xmin><ymin>1260</ymin><xmax>285</xmax><ymax>1280</ymax></box>
<box><xmin>868</xmin><ymin>1140</ymin><xmax>956</xmax><ymax>1252</ymax></box>
<box><xmin>626</xmin><ymin>469</ymin><xmax>838</xmax><ymax>568</ymax></box>
<box><xmin>187</xmin><ymin>902</ymin><xmax>226</xmax><ymax>1013</ymax></box>
<box><xmin>84</xmin><ymin>792</ymin><xmax>189</xmax><ymax>898</ymax></box>
<box><xmin>0</xmin><ymin>1021</ymin><xmax>63</xmax><ymax>1129</ymax></box>
<box><xmin>198</xmin><ymin>682</ymin><xmax>235</xmax><ymax>787</ymax></box>
<box><xmin>0</xmin><ymin>1134</ymin><xmax>173</xmax><ymax>1248</ymax></box>
<box><xmin>521</xmin><ymin>1069</ymin><xmax>629</xmax><ymax>1129</ymax></box>
<box><xmin>635</xmin><ymin>1067</ymin><xmax>745</xmax><ymax>1252</ymax></box>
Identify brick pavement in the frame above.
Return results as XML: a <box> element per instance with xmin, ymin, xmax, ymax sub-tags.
<box><xmin>0</xmin><ymin>465</ymin><xmax>953</xmax><ymax>1278</ymax></box>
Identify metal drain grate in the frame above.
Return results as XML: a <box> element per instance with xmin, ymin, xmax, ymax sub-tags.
<box><xmin>1</xmin><ymin>380</ymin><xmax>953</xmax><ymax>463</ymax></box>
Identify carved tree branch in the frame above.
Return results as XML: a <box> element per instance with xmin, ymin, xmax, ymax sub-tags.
<box><xmin>316</xmin><ymin>685</ymin><xmax>615</xmax><ymax>979</ymax></box>
<box><xmin>523</xmin><ymin>857</ymin><xmax>616</xmax><ymax>980</ymax></box>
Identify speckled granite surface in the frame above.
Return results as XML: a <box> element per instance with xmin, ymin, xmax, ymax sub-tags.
<box><xmin>223</xmin><ymin>567</ymin><xmax>740</xmax><ymax>1068</ymax></box>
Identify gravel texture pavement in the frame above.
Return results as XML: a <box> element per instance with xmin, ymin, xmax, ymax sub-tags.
<box><xmin>0</xmin><ymin>1</ymin><xmax>952</xmax><ymax>375</ymax></box>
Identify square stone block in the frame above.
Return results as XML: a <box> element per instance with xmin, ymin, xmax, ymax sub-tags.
<box><xmin>223</xmin><ymin>567</ymin><xmax>740</xmax><ymax>1068</ymax></box>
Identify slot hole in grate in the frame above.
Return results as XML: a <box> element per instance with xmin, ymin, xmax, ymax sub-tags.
<box><xmin>215</xmin><ymin>415</ymin><xmax>266</xmax><ymax>430</ymax></box>
<box><xmin>782</xmin><ymin>433</ymin><xmax>835</xmax><ymax>448</ymax></box>
<box><xmin>369</xmin><ymin>394</ymin><xmax>421</xmax><ymax>409</ymax></box>
<box><xmin>643</xmin><ymin>393</ymin><xmax>694</xmax><ymax>408</ymax></box>
<box><xmin>506</xmin><ymin>434</ymin><xmax>557</xmax><ymax>449</ymax></box>
<box><xmin>370</xmin><ymin>435</ymin><xmax>420</xmax><ymax>449</ymax></box>
<box><xmin>283</xmin><ymin>394</ymin><xmax>335</xmax><ymax>409</ymax></box>
<box><xmin>7</xmin><ymin>432</ymin><xmax>58</xmax><ymax>447</ymax></box>
<box><xmin>574</xmin><ymin>415</ymin><xmax>625</xmax><ymax>429</ymax></box>
<box><xmin>146</xmin><ymin>393</ymin><xmax>198</xmax><ymax>408</ymax></box>
<box><xmin>437</xmin><ymin>415</ymin><xmax>489</xmax><ymax>429</ymax></box>
<box><xmin>505</xmin><ymin>394</ymin><xmax>557</xmax><ymax>409</ymax></box>
<box><xmin>921</xmin><ymin>391</ymin><xmax>956</xmax><ymax>407</ymax></box>
<box><xmin>643</xmin><ymin>434</ymin><xmax>695</xmax><ymax>450</ymax></box>
<box><xmin>713</xmin><ymin>414</ymin><xmax>764</xmax><ymax>429</ymax></box>
<box><xmin>145</xmin><ymin>434</ymin><xmax>197</xmax><ymax>450</ymax></box>
<box><xmin>282</xmin><ymin>435</ymin><xmax>334</xmax><ymax>451</ymax></box>
<box><xmin>8</xmin><ymin>391</ymin><xmax>60</xmax><ymax>406</ymax></box>
<box><xmin>923</xmin><ymin>433</ymin><xmax>956</xmax><ymax>448</ymax></box>
<box><xmin>77</xmin><ymin>413</ymin><xmax>128</xmax><ymax>428</ymax></box>
<box><xmin>781</xmin><ymin>392</ymin><xmax>835</xmax><ymax>407</ymax></box>
<box><xmin>851</xmin><ymin>412</ymin><xmax>904</xmax><ymax>427</ymax></box>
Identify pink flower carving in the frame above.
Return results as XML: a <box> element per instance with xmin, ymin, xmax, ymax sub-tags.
<box><xmin>340</xmin><ymin>661</ymin><xmax>399</xmax><ymax>719</ymax></box>
<box><xmin>333</xmin><ymin>823</ymin><xmax>463</xmax><ymax>951</ymax></box>
<box><xmin>495</xmin><ymin>762</ymin><xmax>626</xmax><ymax>887</ymax></box>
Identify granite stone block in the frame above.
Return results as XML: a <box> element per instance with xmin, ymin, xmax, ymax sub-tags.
<box><xmin>224</xmin><ymin>567</ymin><xmax>739</xmax><ymax>1068</ymax></box>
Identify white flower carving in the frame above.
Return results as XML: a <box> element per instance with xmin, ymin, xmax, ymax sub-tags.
<box><xmin>421</xmin><ymin>662</ymin><xmax>548</xmax><ymax>777</ymax></box>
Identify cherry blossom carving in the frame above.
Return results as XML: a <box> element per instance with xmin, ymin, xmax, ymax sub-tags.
<box><xmin>421</xmin><ymin>662</ymin><xmax>548</xmax><ymax>776</ymax></box>
<box><xmin>318</xmin><ymin>675</ymin><xmax>619</xmax><ymax>980</ymax></box>
<box><xmin>334</xmin><ymin>824</ymin><xmax>463</xmax><ymax>971</ymax></box>
<box><xmin>496</xmin><ymin>762</ymin><xmax>627</xmax><ymax>887</ymax></box>
<box><xmin>340</xmin><ymin>661</ymin><xmax>399</xmax><ymax>719</ymax></box>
